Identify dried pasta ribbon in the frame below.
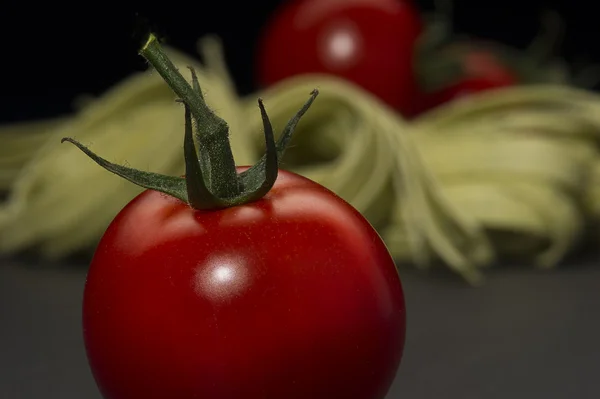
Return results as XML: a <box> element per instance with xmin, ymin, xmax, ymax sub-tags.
<box><xmin>2</xmin><ymin>38</ymin><xmax>600</xmax><ymax>284</ymax></box>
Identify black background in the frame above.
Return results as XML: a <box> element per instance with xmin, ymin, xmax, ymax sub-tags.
<box><xmin>0</xmin><ymin>0</ymin><xmax>597</xmax><ymax>123</ymax></box>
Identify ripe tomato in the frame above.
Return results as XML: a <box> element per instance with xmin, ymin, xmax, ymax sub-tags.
<box><xmin>83</xmin><ymin>167</ymin><xmax>406</xmax><ymax>399</ymax></box>
<box><xmin>415</xmin><ymin>49</ymin><xmax>517</xmax><ymax>113</ymax></box>
<box><xmin>417</xmin><ymin>75</ymin><xmax>515</xmax><ymax>112</ymax></box>
<box><xmin>256</xmin><ymin>0</ymin><xmax>423</xmax><ymax>116</ymax></box>
<box><xmin>459</xmin><ymin>50</ymin><xmax>517</xmax><ymax>86</ymax></box>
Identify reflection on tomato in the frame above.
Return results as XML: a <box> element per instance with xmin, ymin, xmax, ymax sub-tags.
<box><xmin>83</xmin><ymin>167</ymin><xmax>406</xmax><ymax>399</ymax></box>
<box><xmin>256</xmin><ymin>0</ymin><xmax>423</xmax><ymax>116</ymax></box>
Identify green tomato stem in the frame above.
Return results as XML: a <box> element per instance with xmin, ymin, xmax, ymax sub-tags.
<box><xmin>61</xmin><ymin>33</ymin><xmax>319</xmax><ymax>211</ymax></box>
<box><xmin>140</xmin><ymin>33</ymin><xmax>239</xmax><ymax>200</ymax></box>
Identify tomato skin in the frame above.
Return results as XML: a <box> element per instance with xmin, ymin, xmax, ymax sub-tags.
<box><xmin>459</xmin><ymin>50</ymin><xmax>517</xmax><ymax>86</ymax></box>
<box><xmin>83</xmin><ymin>168</ymin><xmax>405</xmax><ymax>399</ymax></box>
<box><xmin>256</xmin><ymin>0</ymin><xmax>423</xmax><ymax>115</ymax></box>
<box><xmin>418</xmin><ymin>75</ymin><xmax>515</xmax><ymax>112</ymax></box>
<box><xmin>415</xmin><ymin>49</ymin><xmax>517</xmax><ymax>113</ymax></box>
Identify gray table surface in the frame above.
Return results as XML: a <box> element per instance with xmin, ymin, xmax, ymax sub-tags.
<box><xmin>1</xmin><ymin>257</ymin><xmax>599</xmax><ymax>399</ymax></box>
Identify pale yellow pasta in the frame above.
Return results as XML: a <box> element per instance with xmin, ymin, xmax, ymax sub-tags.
<box><xmin>2</xmin><ymin>37</ymin><xmax>600</xmax><ymax>284</ymax></box>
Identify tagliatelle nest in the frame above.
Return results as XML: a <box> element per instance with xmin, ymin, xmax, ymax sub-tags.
<box><xmin>2</xmin><ymin>36</ymin><xmax>600</xmax><ymax>284</ymax></box>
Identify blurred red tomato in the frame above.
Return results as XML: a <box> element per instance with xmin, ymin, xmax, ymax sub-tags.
<box><xmin>255</xmin><ymin>0</ymin><xmax>423</xmax><ymax>116</ymax></box>
<box><xmin>460</xmin><ymin>50</ymin><xmax>517</xmax><ymax>86</ymax></box>
<box><xmin>416</xmin><ymin>49</ymin><xmax>517</xmax><ymax>113</ymax></box>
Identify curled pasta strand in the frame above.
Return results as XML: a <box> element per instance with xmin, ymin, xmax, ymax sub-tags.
<box><xmin>2</xmin><ymin>39</ymin><xmax>600</xmax><ymax>284</ymax></box>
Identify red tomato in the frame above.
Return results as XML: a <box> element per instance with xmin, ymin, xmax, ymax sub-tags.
<box><xmin>418</xmin><ymin>76</ymin><xmax>514</xmax><ymax>111</ymax></box>
<box><xmin>83</xmin><ymin>167</ymin><xmax>406</xmax><ymax>399</ymax></box>
<box><xmin>256</xmin><ymin>0</ymin><xmax>423</xmax><ymax>115</ymax></box>
<box><xmin>416</xmin><ymin>49</ymin><xmax>517</xmax><ymax>113</ymax></box>
<box><xmin>460</xmin><ymin>50</ymin><xmax>517</xmax><ymax>87</ymax></box>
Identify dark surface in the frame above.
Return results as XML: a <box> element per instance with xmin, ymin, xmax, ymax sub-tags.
<box><xmin>1</xmin><ymin>258</ymin><xmax>598</xmax><ymax>398</ymax></box>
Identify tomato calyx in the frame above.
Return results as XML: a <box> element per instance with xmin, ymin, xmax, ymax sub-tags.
<box><xmin>62</xmin><ymin>33</ymin><xmax>319</xmax><ymax>210</ymax></box>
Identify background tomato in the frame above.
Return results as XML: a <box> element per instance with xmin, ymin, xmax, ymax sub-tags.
<box><xmin>255</xmin><ymin>0</ymin><xmax>423</xmax><ymax>116</ymax></box>
<box><xmin>83</xmin><ymin>168</ymin><xmax>406</xmax><ymax>399</ymax></box>
<box><xmin>459</xmin><ymin>50</ymin><xmax>517</xmax><ymax>84</ymax></box>
<box><xmin>412</xmin><ymin>8</ymin><xmax>570</xmax><ymax>115</ymax></box>
<box><xmin>415</xmin><ymin>48</ymin><xmax>518</xmax><ymax>113</ymax></box>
